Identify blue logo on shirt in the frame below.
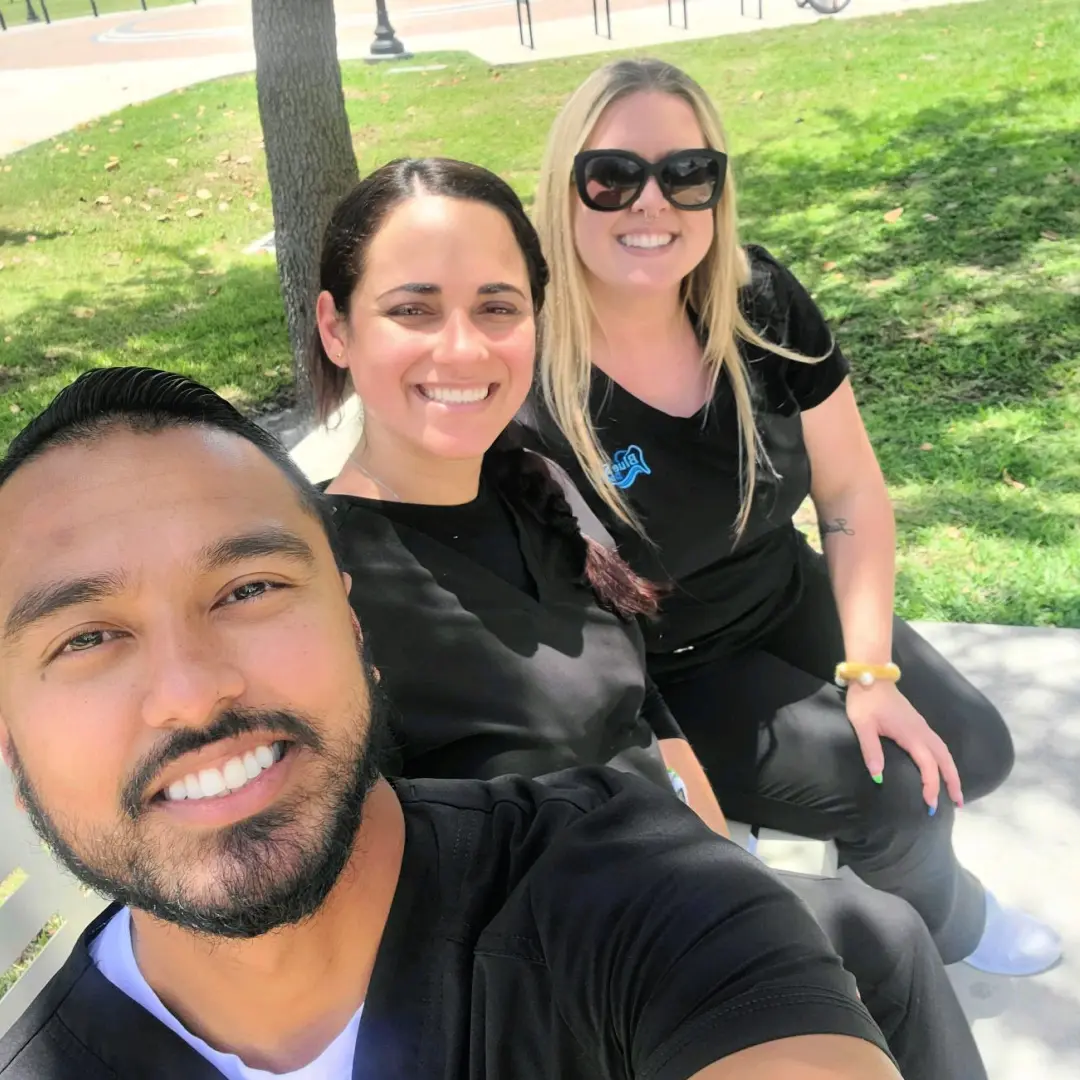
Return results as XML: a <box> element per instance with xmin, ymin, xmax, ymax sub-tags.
<box><xmin>605</xmin><ymin>445</ymin><xmax>651</xmax><ymax>490</ymax></box>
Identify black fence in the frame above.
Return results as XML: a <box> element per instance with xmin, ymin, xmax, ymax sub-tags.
<box><xmin>1</xmin><ymin>1</ymin><xmax>198</xmax><ymax>31</ymax></box>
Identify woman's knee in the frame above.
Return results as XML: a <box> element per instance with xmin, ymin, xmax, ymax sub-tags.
<box><xmin>955</xmin><ymin>694</ymin><xmax>1014</xmax><ymax>800</ymax></box>
<box><xmin>823</xmin><ymin>882</ymin><xmax>929</xmax><ymax>988</ymax></box>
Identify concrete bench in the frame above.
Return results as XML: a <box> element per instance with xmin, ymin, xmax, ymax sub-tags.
<box><xmin>728</xmin><ymin>820</ymin><xmax>840</xmax><ymax>878</ymax></box>
<box><xmin>0</xmin><ymin>768</ymin><xmax>109</xmax><ymax>1041</ymax></box>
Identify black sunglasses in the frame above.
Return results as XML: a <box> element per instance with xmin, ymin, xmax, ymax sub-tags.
<box><xmin>573</xmin><ymin>148</ymin><xmax>728</xmax><ymax>212</ymax></box>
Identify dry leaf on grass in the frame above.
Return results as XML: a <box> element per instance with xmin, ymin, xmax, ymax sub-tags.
<box><xmin>218</xmin><ymin>202</ymin><xmax>230</xmax><ymax>212</ymax></box>
<box><xmin>157</xmin><ymin>214</ymin><xmax>172</xmax><ymax>222</ymax></box>
<box><xmin>752</xmin><ymin>90</ymin><xmax>765</xmax><ymax>101</ymax></box>
<box><xmin>1040</xmin><ymin>230</ymin><xmax>1061</xmax><ymax>241</ymax></box>
<box><xmin>133</xmin><ymin>141</ymin><xmax>143</xmax><ymax>149</ymax></box>
<box><xmin>139</xmin><ymin>202</ymin><xmax>152</xmax><ymax>211</ymax></box>
<box><xmin>94</xmin><ymin>194</ymin><xmax>111</xmax><ymax>206</ymax></box>
<box><xmin>204</xmin><ymin>171</ymin><xmax>220</xmax><ymax>180</ymax></box>
<box><xmin>27</xmin><ymin>235</ymin><xmax>37</xmax><ymax>243</ymax></box>
<box><xmin>104</xmin><ymin>252</ymin><xmax>123</xmax><ymax>266</ymax></box>
<box><xmin>919</xmin><ymin>442</ymin><xmax>933</xmax><ymax>451</ymax></box>
<box><xmin>823</xmin><ymin>261</ymin><xmax>838</xmax><ymax>271</ymax></box>
<box><xmin>71</xmin><ymin>307</ymin><xmax>96</xmax><ymax>319</ymax></box>
<box><xmin>923</xmin><ymin>212</ymin><xmax>939</xmax><ymax>221</ymax></box>
<box><xmin>166</xmin><ymin>158</ymin><xmax>179</xmax><ymax>167</ymax></box>
<box><xmin>146</xmin><ymin>186</ymin><xmax>165</xmax><ymax>197</ymax></box>
<box><xmin>9</xmin><ymin>404</ymin><xmax>21</xmax><ymax>415</ymax></box>
<box><xmin>1002</xmin><ymin>469</ymin><xmax>1026</xmax><ymax>490</ymax></box>
<box><xmin>105</xmin><ymin>157</ymin><xmax>120</xmax><ymax>172</ymax></box>
<box><xmin>236</xmin><ymin>155</ymin><xmax>253</xmax><ymax>165</ymax></box>
<box><xmin>196</xmin><ymin>189</ymin><xmax>212</xmax><ymax>200</ymax></box>
<box><xmin>186</xmin><ymin>208</ymin><xmax>205</xmax><ymax>219</ymax></box>
<box><xmin>883</xmin><ymin>207</ymin><xmax>904</xmax><ymax>223</ymax></box>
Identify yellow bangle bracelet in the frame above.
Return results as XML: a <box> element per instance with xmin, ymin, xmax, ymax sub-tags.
<box><xmin>834</xmin><ymin>662</ymin><xmax>901</xmax><ymax>689</ymax></box>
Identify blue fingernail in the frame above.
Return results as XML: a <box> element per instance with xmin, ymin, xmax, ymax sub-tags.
<box><xmin>928</xmin><ymin>804</ymin><xmax>937</xmax><ymax>817</ymax></box>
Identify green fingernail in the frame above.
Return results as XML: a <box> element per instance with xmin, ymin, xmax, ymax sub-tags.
<box><xmin>872</xmin><ymin>773</ymin><xmax>884</xmax><ymax>784</ymax></box>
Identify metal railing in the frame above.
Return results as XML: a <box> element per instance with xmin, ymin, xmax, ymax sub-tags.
<box><xmin>1</xmin><ymin>0</ymin><xmax>198</xmax><ymax>31</ymax></box>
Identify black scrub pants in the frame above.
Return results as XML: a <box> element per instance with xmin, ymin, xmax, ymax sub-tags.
<box><xmin>779</xmin><ymin>871</ymin><xmax>986</xmax><ymax>1080</ymax></box>
<box><xmin>655</xmin><ymin>541</ymin><xmax>1015</xmax><ymax>964</ymax></box>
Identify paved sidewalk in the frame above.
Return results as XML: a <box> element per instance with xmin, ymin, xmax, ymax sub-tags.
<box><xmin>1</xmin><ymin>0</ymin><xmax>986</xmax><ymax>156</ymax></box>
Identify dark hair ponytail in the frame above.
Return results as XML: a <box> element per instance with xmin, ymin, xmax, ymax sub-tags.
<box><xmin>486</xmin><ymin>428</ymin><xmax>659</xmax><ymax>620</ymax></box>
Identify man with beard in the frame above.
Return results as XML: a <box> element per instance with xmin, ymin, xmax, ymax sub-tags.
<box><xmin>0</xmin><ymin>368</ymin><xmax>899</xmax><ymax>1079</ymax></box>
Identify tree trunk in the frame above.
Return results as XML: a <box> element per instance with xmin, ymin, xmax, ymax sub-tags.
<box><xmin>252</xmin><ymin>0</ymin><xmax>359</xmax><ymax>416</ymax></box>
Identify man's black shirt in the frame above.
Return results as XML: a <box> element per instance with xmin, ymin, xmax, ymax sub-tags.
<box><xmin>0</xmin><ymin>770</ymin><xmax>888</xmax><ymax>1079</ymax></box>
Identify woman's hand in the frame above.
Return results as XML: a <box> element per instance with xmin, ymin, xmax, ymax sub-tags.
<box><xmin>844</xmin><ymin>682</ymin><xmax>964</xmax><ymax>813</ymax></box>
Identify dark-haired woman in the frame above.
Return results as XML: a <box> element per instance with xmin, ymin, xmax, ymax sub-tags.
<box><xmin>309</xmin><ymin>157</ymin><xmax>987</xmax><ymax>1080</ymax></box>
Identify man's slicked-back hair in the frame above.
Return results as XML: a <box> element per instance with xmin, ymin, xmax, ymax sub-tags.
<box><xmin>0</xmin><ymin>367</ymin><xmax>340</xmax><ymax>560</ymax></box>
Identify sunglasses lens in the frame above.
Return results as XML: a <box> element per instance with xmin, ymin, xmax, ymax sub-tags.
<box><xmin>662</xmin><ymin>153</ymin><xmax>722</xmax><ymax>208</ymax></box>
<box><xmin>582</xmin><ymin>155</ymin><xmax>644</xmax><ymax>210</ymax></box>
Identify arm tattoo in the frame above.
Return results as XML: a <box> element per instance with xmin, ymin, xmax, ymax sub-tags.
<box><xmin>819</xmin><ymin>518</ymin><xmax>856</xmax><ymax>537</ymax></box>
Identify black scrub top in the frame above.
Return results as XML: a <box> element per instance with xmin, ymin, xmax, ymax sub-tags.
<box><xmin>327</xmin><ymin>465</ymin><xmax>674</xmax><ymax>789</ymax></box>
<box><xmin>520</xmin><ymin>245</ymin><xmax>850</xmax><ymax>675</ymax></box>
<box><xmin>1</xmin><ymin>770</ymin><xmax>890</xmax><ymax>1080</ymax></box>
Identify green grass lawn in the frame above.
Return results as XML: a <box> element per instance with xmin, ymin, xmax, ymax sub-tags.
<box><xmin>0</xmin><ymin>0</ymin><xmax>190</xmax><ymax>28</ymax></box>
<box><xmin>0</xmin><ymin>0</ymin><xmax>1077</xmax><ymax>626</ymax></box>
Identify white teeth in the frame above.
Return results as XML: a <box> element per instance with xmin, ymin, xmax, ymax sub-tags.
<box><xmin>199</xmin><ymin>768</ymin><xmax>226</xmax><ymax>797</ymax></box>
<box><xmin>162</xmin><ymin>742</ymin><xmax>282</xmax><ymax>801</ymax></box>
<box><xmin>420</xmin><ymin>385</ymin><xmax>490</xmax><ymax>404</ymax></box>
<box><xmin>223</xmin><ymin>757</ymin><xmax>248</xmax><ymax>791</ymax></box>
<box><xmin>618</xmin><ymin>233</ymin><xmax>674</xmax><ymax>249</ymax></box>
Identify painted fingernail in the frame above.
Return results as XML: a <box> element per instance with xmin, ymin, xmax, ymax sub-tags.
<box><xmin>872</xmin><ymin>773</ymin><xmax>883</xmax><ymax>785</ymax></box>
<box><xmin>928</xmin><ymin>803</ymin><xmax>937</xmax><ymax>817</ymax></box>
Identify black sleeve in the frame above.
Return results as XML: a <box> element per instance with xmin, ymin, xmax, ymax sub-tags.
<box><xmin>641</xmin><ymin>676</ymin><xmax>685</xmax><ymax>741</ymax></box>
<box><xmin>744</xmin><ymin>245</ymin><xmax>851</xmax><ymax>412</ymax></box>
<box><xmin>530</xmin><ymin>769</ymin><xmax>892</xmax><ymax>1080</ymax></box>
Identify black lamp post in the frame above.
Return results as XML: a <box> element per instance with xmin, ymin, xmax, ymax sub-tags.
<box><xmin>369</xmin><ymin>0</ymin><xmax>409</xmax><ymax>60</ymax></box>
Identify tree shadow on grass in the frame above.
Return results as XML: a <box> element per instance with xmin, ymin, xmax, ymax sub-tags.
<box><xmin>737</xmin><ymin>83</ymin><xmax>1080</xmax><ymax>275</ymax></box>
<box><xmin>0</xmin><ymin>259</ymin><xmax>291</xmax><ymax>453</ymax></box>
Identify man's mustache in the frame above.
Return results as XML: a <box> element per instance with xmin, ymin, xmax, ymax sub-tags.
<box><xmin>121</xmin><ymin>708</ymin><xmax>324</xmax><ymax>819</ymax></box>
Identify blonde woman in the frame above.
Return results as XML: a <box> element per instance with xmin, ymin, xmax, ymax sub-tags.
<box><xmin>523</xmin><ymin>57</ymin><xmax>1059</xmax><ymax>977</ymax></box>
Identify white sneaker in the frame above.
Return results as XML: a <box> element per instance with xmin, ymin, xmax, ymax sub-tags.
<box><xmin>963</xmin><ymin>890</ymin><xmax>1062</xmax><ymax>977</ymax></box>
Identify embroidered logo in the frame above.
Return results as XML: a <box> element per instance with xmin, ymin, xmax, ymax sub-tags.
<box><xmin>605</xmin><ymin>445</ymin><xmax>651</xmax><ymax>490</ymax></box>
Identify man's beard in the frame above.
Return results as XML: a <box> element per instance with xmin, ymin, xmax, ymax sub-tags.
<box><xmin>8</xmin><ymin>666</ymin><xmax>391</xmax><ymax>940</ymax></box>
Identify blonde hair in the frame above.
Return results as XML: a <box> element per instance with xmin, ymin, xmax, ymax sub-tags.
<box><xmin>535</xmin><ymin>58</ymin><xmax>821</xmax><ymax>538</ymax></box>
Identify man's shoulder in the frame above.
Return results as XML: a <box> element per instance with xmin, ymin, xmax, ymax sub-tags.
<box><xmin>0</xmin><ymin>940</ymin><xmax>112</xmax><ymax>1078</ymax></box>
<box><xmin>393</xmin><ymin>767</ymin><xmax>653</xmax><ymax>830</ymax></box>
<box><xmin>393</xmin><ymin>766</ymin><xmax>725</xmax><ymax>910</ymax></box>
